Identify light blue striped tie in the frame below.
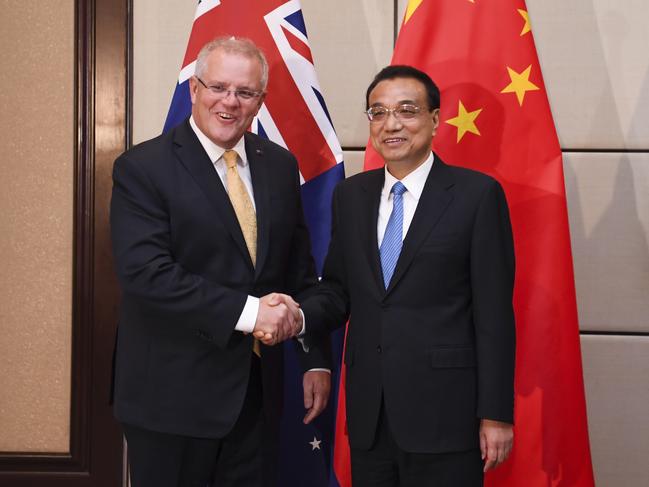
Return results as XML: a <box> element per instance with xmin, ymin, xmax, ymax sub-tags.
<box><xmin>380</xmin><ymin>181</ymin><xmax>407</xmax><ymax>289</ymax></box>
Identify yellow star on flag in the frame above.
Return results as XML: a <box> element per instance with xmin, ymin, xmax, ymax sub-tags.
<box><xmin>445</xmin><ymin>100</ymin><xmax>482</xmax><ymax>142</ymax></box>
<box><xmin>404</xmin><ymin>0</ymin><xmax>423</xmax><ymax>24</ymax></box>
<box><xmin>518</xmin><ymin>9</ymin><xmax>531</xmax><ymax>35</ymax></box>
<box><xmin>500</xmin><ymin>65</ymin><xmax>540</xmax><ymax>106</ymax></box>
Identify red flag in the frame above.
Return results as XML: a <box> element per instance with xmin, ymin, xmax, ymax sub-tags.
<box><xmin>333</xmin><ymin>330</ymin><xmax>352</xmax><ymax>487</ymax></box>
<box><xmin>360</xmin><ymin>1</ymin><xmax>595</xmax><ymax>485</ymax></box>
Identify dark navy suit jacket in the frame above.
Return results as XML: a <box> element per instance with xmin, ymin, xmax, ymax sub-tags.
<box><xmin>110</xmin><ymin>118</ymin><xmax>329</xmax><ymax>438</ymax></box>
<box><xmin>302</xmin><ymin>156</ymin><xmax>515</xmax><ymax>453</ymax></box>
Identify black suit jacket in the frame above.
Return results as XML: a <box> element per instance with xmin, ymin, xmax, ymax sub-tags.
<box><xmin>302</xmin><ymin>156</ymin><xmax>515</xmax><ymax>454</ymax></box>
<box><xmin>110</xmin><ymin>119</ymin><xmax>328</xmax><ymax>439</ymax></box>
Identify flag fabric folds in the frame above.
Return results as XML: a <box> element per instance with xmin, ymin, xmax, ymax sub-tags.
<box><xmin>163</xmin><ymin>1</ymin><xmax>345</xmax><ymax>486</ymax></box>
<box><xmin>360</xmin><ymin>1</ymin><xmax>595</xmax><ymax>486</ymax></box>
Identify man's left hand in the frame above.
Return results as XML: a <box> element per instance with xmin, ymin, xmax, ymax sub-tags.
<box><xmin>479</xmin><ymin>419</ymin><xmax>513</xmax><ymax>472</ymax></box>
<box><xmin>302</xmin><ymin>371</ymin><xmax>331</xmax><ymax>424</ymax></box>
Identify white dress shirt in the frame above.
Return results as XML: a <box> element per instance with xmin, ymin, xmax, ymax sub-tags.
<box><xmin>377</xmin><ymin>152</ymin><xmax>435</xmax><ymax>248</ymax></box>
<box><xmin>189</xmin><ymin>116</ymin><xmax>259</xmax><ymax>333</ymax></box>
<box><xmin>189</xmin><ymin>118</ymin><xmax>314</xmax><ymax>350</ymax></box>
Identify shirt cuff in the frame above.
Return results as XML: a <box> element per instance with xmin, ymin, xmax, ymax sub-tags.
<box><xmin>234</xmin><ymin>295</ymin><xmax>259</xmax><ymax>333</ymax></box>
<box><xmin>298</xmin><ymin>309</ymin><xmax>306</xmax><ymax>336</ymax></box>
<box><xmin>296</xmin><ymin>308</ymin><xmax>310</xmax><ymax>351</ymax></box>
<box><xmin>306</xmin><ymin>368</ymin><xmax>331</xmax><ymax>373</ymax></box>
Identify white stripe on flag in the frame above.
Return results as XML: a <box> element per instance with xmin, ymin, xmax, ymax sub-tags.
<box><xmin>195</xmin><ymin>0</ymin><xmax>221</xmax><ymax>20</ymax></box>
<box><xmin>179</xmin><ymin>60</ymin><xmax>197</xmax><ymax>84</ymax></box>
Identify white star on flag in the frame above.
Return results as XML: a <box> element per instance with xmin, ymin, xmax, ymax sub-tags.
<box><xmin>309</xmin><ymin>436</ymin><xmax>322</xmax><ymax>450</ymax></box>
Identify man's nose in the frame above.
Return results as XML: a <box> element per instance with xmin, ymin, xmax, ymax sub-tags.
<box><xmin>220</xmin><ymin>90</ymin><xmax>240</xmax><ymax>106</ymax></box>
<box><xmin>383</xmin><ymin>111</ymin><xmax>403</xmax><ymax>130</ymax></box>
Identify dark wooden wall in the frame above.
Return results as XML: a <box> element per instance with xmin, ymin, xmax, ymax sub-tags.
<box><xmin>0</xmin><ymin>1</ymin><xmax>129</xmax><ymax>485</ymax></box>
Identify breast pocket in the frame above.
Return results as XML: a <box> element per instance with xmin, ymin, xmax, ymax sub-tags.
<box><xmin>429</xmin><ymin>347</ymin><xmax>476</xmax><ymax>369</ymax></box>
<box><xmin>420</xmin><ymin>232</ymin><xmax>462</xmax><ymax>253</ymax></box>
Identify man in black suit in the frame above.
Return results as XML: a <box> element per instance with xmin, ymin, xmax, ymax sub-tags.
<box><xmin>110</xmin><ymin>37</ymin><xmax>330</xmax><ymax>487</ymax></box>
<box><xmin>292</xmin><ymin>66</ymin><xmax>516</xmax><ymax>486</ymax></box>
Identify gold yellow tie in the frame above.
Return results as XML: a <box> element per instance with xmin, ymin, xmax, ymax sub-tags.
<box><xmin>222</xmin><ymin>149</ymin><xmax>260</xmax><ymax>356</ymax></box>
<box><xmin>223</xmin><ymin>150</ymin><xmax>257</xmax><ymax>265</ymax></box>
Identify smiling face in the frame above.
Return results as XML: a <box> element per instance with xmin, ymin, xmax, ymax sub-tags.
<box><xmin>189</xmin><ymin>48</ymin><xmax>266</xmax><ymax>149</ymax></box>
<box><xmin>368</xmin><ymin>77</ymin><xmax>440</xmax><ymax>176</ymax></box>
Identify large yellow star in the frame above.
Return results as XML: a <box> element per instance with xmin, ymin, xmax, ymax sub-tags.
<box><xmin>445</xmin><ymin>100</ymin><xmax>482</xmax><ymax>142</ymax></box>
<box><xmin>404</xmin><ymin>0</ymin><xmax>423</xmax><ymax>24</ymax></box>
<box><xmin>500</xmin><ymin>65</ymin><xmax>540</xmax><ymax>106</ymax></box>
<box><xmin>518</xmin><ymin>9</ymin><xmax>531</xmax><ymax>35</ymax></box>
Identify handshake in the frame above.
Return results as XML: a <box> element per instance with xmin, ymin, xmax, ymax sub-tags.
<box><xmin>251</xmin><ymin>293</ymin><xmax>303</xmax><ymax>346</ymax></box>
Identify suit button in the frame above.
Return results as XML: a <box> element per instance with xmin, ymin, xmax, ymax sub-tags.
<box><xmin>377</xmin><ymin>346</ymin><xmax>382</xmax><ymax>354</ymax></box>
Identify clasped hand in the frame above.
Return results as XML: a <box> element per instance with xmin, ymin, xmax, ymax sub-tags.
<box><xmin>252</xmin><ymin>293</ymin><xmax>302</xmax><ymax>346</ymax></box>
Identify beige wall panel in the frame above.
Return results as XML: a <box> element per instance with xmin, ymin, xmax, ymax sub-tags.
<box><xmin>343</xmin><ymin>150</ymin><xmax>366</xmax><ymax>178</ymax></box>
<box><xmin>564</xmin><ymin>153</ymin><xmax>649</xmax><ymax>332</ymax></box>
<box><xmin>527</xmin><ymin>0</ymin><xmax>649</xmax><ymax>149</ymax></box>
<box><xmin>301</xmin><ymin>0</ymin><xmax>393</xmax><ymax>148</ymax></box>
<box><xmin>132</xmin><ymin>1</ymin><xmax>393</xmax><ymax>147</ymax></box>
<box><xmin>0</xmin><ymin>0</ymin><xmax>74</xmax><ymax>452</ymax></box>
<box><xmin>581</xmin><ymin>335</ymin><xmax>649</xmax><ymax>487</ymax></box>
<box><xmin>133</xmin><ymin>0</ymin><xmax>195</xmax><ymax>144</ymax></box>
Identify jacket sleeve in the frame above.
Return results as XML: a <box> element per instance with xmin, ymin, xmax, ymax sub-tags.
<box><xmin>281</xmin><ymin>157</ymin><xmax>333</xmax><ymax>371</ymax></box>
<box><xmin>300</xmin><ymin>184</ymin><xmax>351</xmax><ymax>346</ymax></box>
<box><xmin>471</xmin><ymin>179</ymin><xmax>516</xmax><ymax>424</ymax></box>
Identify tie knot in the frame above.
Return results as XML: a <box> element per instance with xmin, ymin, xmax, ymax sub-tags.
<box><xmin>223</xmin><ymin>150</ymin><xmax>239</xmax><ymax>169</ymax></box>
<box><xmin>391</xmin><ymin>181</ymin><xmax>407</xmax><ymax>197</ymax></box>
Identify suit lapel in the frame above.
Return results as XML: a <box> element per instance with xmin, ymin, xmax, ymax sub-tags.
<box><xmin>173</xmin><ymin>120</ymin><xmax>254</xmax><ymax>270</ymax></box>
<box><xmin>358</xmin><ymin>169</ymin><xmax>386</xmax><ymax>294</ymax></box>
<box><xmin>385</xmin><ymin>157</ymin><xmax>455</xmax><ymax>295</ymax></box>
<box><xmin>245</xmin><ymin>133</ymin><xmax>270</xmax><ymax>278</ymax></box>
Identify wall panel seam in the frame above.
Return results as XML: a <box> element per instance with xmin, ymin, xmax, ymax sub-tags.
<box><xmin>580</xmin><ymin>331</ymin><xmax>649</xmax><ymax>337</ymax></box>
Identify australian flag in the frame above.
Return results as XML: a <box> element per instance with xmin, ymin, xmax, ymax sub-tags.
<box><xmin>162</xmin><ymin>1</ymin><xmax>349</xmax><ymax>486</ymax></box>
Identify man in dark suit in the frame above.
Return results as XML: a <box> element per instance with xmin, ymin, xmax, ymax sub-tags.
<box><xmin>110</xmin><ymin>37</ymin><xmax>330</xmax><ymax>487</ymax></box>
<box><xmin>293</xmin><ymin>65</ymin><xmax>516</xmax><ymax>486</ymax></box>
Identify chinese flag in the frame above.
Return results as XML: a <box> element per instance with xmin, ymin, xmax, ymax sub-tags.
<box><xmin>362</xmin><ymin>1</ymin><xmax>595</xmax><ymax>486</ymax></box>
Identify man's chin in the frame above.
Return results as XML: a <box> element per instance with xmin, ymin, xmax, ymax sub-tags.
<box><xmin>208</xmin><ymin>127</ymin><xmax>241</xmax><ymax>148</ymax></box>
<box><xmin>377</xmin><ymin>147</ymin><xmax>408</xmax><ymax>162</ymax></box>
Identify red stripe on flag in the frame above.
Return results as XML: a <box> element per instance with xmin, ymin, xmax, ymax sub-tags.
<box><xmin>333</xmin><ymin>323</ymin><xmax>352</xmax><ymax>487</ymax></box>
<box><xmin>281</xmin><ymin>25</ymin><xmax>314</xmax><ymax>64</ymax></box>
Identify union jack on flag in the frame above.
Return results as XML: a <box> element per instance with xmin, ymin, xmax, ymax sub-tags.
<box><xmin>162</xmin><ymin>1</ymin><xmax>348</xmax><ymax>486</ymax></box>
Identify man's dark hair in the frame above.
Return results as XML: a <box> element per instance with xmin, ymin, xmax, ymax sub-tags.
<box><xmin>365</xmin><ymin>65</ymin><xmax>440</xmax><ymax>111</ymax></box>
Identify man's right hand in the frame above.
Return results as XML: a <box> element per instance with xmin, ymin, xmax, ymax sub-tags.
<box><xmin>253</xmin><ymin>293</ymin><xmax>301</xmax><ymax>345</ymax></box>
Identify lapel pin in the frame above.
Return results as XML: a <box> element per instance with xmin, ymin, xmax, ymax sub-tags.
<box><xmin>256</xmin><ymin>149</ymin><xmax>263</xmax><ymax>155</ymax></box>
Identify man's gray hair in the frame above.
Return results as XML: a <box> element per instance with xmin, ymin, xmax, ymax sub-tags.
<box><xmin>194</xmin><ymin>36</ymin><xmax>269</xmax><ymax>90</ymax></box>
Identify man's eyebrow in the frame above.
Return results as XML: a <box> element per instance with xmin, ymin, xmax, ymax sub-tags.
<box><xmin>203</xmin><ymin>79</ymin><xmax>258</xmax><ymax>90</ymax></box>
<box><xmin>369</xmin><ymin>99</ymin><xmax>418</xmax><ymax>107</ymax></box>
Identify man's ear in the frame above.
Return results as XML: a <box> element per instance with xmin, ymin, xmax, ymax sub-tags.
<box><xmin>431</xmin><ymin>108</ymin><xmax>441</xmax><ymax>136</ymax></box>
<box><xmin>188</xmin><ymin>76</ymin><xmax>198</xmax><ymax>105</ymax></box>
<box><xmin>254</xmin><ymin>92</ymin><xmax>267</xmax><ymax>116</ymax></box>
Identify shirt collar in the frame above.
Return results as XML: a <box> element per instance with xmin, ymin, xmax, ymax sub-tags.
<box><xmin>189</xmin><ymin>115</ymin><xmax>248</xmax><ymax>166</ymax></box>
<box><xmin>382</xmin><ymin>152</ymin><xmax>435</xmax><ymax>200</ymax></box>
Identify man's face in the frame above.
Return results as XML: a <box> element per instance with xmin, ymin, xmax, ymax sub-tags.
<box><xmin>189</xmin><ymin>49</ymin><xmax>265</xmax><ymax>149</ymax></box>
<box><xmin>368</xmin><ymin>77</ymin><xmax>440</xmax><ymax>168</ymax></box>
